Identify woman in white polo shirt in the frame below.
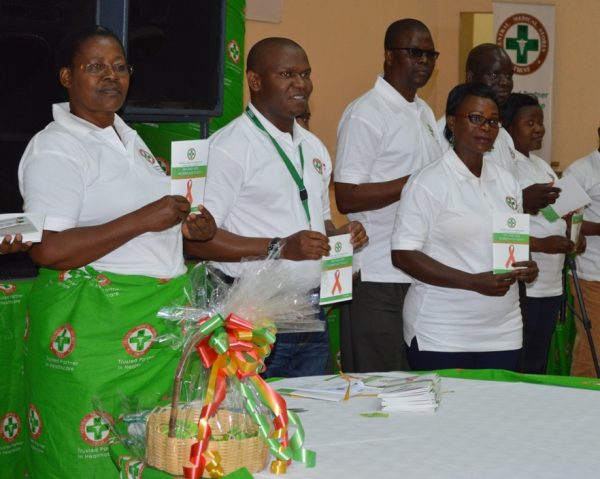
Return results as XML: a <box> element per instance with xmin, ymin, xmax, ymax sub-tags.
<box><xmin>502</xmin><ymin>93</ymin><xmax>580</xmax><ymax>374</ymax></box>
<box><xmin>18</xmin><ymin>26</ymin><xmax>215</xmax><ymax>478</ymax></box>
<box><xmin>392</xmin><ymin>83</ymin><xmax>538</xmax><ymax>371</ymax></box>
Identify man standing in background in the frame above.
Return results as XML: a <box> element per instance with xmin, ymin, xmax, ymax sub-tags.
<box><xmin>334</xmin><ymin>19</ymin><xmax>443</xmax><ymax>373</ymax></box>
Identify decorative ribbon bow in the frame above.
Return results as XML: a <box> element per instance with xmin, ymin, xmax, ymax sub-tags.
<box><xmin>183</xmin><ymin>314</ymin><xmax>316</xmax><ymax>479</ymax></box>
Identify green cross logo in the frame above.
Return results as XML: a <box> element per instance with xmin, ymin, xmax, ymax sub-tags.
<box><xmin>505</xmin><ymin>196</ymin><xmax>518</xmax><ymax>211</ymax></box>
<box><xmin>2</xmin><ymin>414</ymin><xmax>19</xmax><ymax>442</ymax></box>
<box><xmin>507</xmin><ymin>217</ymin><xmax>517</xmax><ymax>228</ymax></box>
<box><xmin>50</xmin><ymin>324</ymin><xmax>76</xmax><ymax>358</ymax></box>
<box><xmin>138</xmin><ymin>148</ymin><xmax>155</xmax><ymax>164</ymax></box>
<box><xmin>506</xmin><ymin>25</ymin><xmax>539</xmax><ymax>64</ymax></box>
<box><xmin>187</xmin><ymin>148</ymin><xmax>196</xmax><ymax>161</ymax></box>
<box><xmin>80</xmin><ymin>412</ymin><xmax>112</xmax><ymax>446</ymax></box>
<box><xmin>313</xmin><ymin>158</ymin><xmax>323</xmax><ymax>175</ymax></box>
<box><xmin>123</xmin><ymin>324</ymin><xmax>157</xmax><ymax>357</ymax></box>
<box><xmin>129</xmin><ymin>329</ymin><xmax>152</xmax><ymax>351</ymax></box>
<box><xmin>86</xmin><ymin>416</ymin><xmax>109</xmax><ymax>441</ymax></box>
<box><xmin>228</xmin><ymin>40</ymin><xmax>240</xmax><ymax>64</ymax></box>
<box><xmin>29</xmin><ymin>406</ymin><xmax>41</xmax><ymax>439</ymax></box>
<box><xmin>54</xmin><ymin>328</ymin><xmax>70</xmax><ymax>352</ymax></box>
<box><xmin>335</xmin><ymin>241</ymin><xmax>342</xmax><ymax>253</ymax></box>
<box><xmin>126</xmin><ymin>460</ymin><xmax>144</xmax><ymax>478</ymax></box>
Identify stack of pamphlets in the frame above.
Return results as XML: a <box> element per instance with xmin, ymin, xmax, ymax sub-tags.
<box><xmin>368</xmin><ymin>374</ymin><xmax>441</xmax><ymax>412</ymax></box>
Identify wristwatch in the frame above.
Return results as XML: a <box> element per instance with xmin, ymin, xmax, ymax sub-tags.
<box><xmin>266</xmin><ymin>237</ymin><xmax>282</xmax><ymax>259</ymax></box>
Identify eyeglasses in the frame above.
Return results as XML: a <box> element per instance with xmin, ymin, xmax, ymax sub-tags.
<box><xmin>454</xmin><ymin>113</ymin><xmax>501</xmax><ymax>129</ymax></box>
<box><xmin>388</xmin><ymin>47</ymin><xmax>440</xmax><ymax>61</ymax></box>
<box><xmin>76</xmin><ymin>63</ymin><xmax>134</xmax><ymax>76</ymax></box>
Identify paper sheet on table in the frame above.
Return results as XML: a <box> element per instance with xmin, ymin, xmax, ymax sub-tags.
<box><xmin>277</xmin><ymin>375</ymin><xmax>365</xmax><ymax>401</ymax></box>
<box><xmin>0</xmin><ymin>213</ymin><xmax>45</xmax><ymax>243</ymax></box>
<box><xmin>540</xmin><ymin>175</ymin><xmax>591</xmax><ymax>222</ymax></box>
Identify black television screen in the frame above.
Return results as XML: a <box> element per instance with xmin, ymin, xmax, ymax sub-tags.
<box><xmin>121</xmin><ymin>0</ymin><xmax>226</xmax><ymax>121</ymax></box>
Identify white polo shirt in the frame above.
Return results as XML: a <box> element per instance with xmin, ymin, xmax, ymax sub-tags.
<box><xmin>18</xmin><ymin>103</ymin><xmax>185</xmax><ymax>278</ymax></box>
<box><xmin>563</xmin><ymin>150</ymin><xmax>600</xmax><ymax>281</ymax></box>
<box><xmin>335</xmin><ymin>75</ymin><xmax>443</xmax><ymax>283</ymax></box>
<box><xmin>204</xmin><ymin>104</ymin><xmax>331</xmax><ymax>288</ymax></box>
<box><xmin>392</xmin><ymin>149</ymin><xmax>523</xmax><ymax>352</ymax></box>
<box><xmin>514</xmin><ymin>151</ymin><xmax>565</xmax><ymax>297</ymax></box>
<box><xmin>437</xmin><ymin>116</ymin><xmax>518</xmax><ymax>176</ymax></box>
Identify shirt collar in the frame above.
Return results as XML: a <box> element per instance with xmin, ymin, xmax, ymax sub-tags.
<box><xmin>373</xmin><ymin>75</ymin><xmax>421</xmax><ymax>113</ymax></box>
<box><xmin>246</xmin><ymin>102</ymin><xmax>307</xmax><ymax>148</ymax></box>
<box><xmin>444</xmin><ymin>148</ymin><xmax>496</xmax><ymax>183</ymax></box>
<box><xmin>52</xmin><ymin>102</ymin><xmax>136</xmax><ymax>144</ymax></box>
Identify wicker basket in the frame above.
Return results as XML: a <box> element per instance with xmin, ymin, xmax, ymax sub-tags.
<box><xmin>145</xmin><ymin>329</ymin><xmax>269</xmax><ymax>477</ymax></box>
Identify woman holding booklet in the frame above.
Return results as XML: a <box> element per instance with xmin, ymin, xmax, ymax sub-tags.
<box><xmin>502</xmin><ymin>93</ymin><xmax>584</xmax><ymax>374</ymax></box>
<box><xmin>17</xmin><ymin>25</ymin><xmax>215</xmax><ymax>478</ymax></box>
<box><xmin>391</xmin><ymin>83</ymin><xmax>538</xmax><ymax>372</ymax></box>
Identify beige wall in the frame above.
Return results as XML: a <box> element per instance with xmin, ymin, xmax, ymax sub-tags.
<box><xmin>245</xmin><ymin>0</ymin><xmax>600</xmax><ymax>170</ymax></box>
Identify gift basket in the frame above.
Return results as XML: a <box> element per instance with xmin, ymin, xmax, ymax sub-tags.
<box><xmin>109</xmin><ymin>259</ymin><xmax>321</xmax><ymax>479</ymax></box>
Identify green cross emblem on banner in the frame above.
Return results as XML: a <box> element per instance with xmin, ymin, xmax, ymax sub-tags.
<box><xmin>29</xmin><ymin>410</ymin><xmax>39</xmax><ymax>433</ymax></box>
<box><xmin>506</xmin><ymin>25</ymin><xmax>539</xmax><ymax>64</ymax></box>
<box><xmin>229</xmin><ymin>42</ymin><xmax>240</xmax><ymax>62</ymax></box>
<box><xmin>55</xmin><ymin>328</ymin><xmax>71</xmax><ymax>352</ymax></box>
<box><xmin>86</xmin><ymin>416</ymin><xmax>109</xmax><ymax>441</ymax></box>
<box><xmin>4</xmin><ymin>417</ymin><xmax>17</xmax><ymax>437</ymax></box>
<box><xmin>129</xmin><ymin>329</ymin><xmax>152</xmax><ymax>351</ymax></box>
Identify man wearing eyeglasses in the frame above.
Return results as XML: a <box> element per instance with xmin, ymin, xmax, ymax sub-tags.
<box><xmin>334</xmin><ymin>19</ymin><xmax>443</xmax><ymax>373</ymax></box>
<box><xmin>438</xmin><ymin>43</ymin><xmax>561</xmax><ymax>214</ymax></box>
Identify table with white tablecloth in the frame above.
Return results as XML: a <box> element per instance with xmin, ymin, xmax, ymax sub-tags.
<box><xmin>259</xmin><ymin>375</ymin><xmax>600</xmax><ymax>479</ymax></box>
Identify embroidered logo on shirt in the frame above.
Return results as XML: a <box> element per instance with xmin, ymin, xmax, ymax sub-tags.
<box><xmin>138</xmin><ymin>148</ymin><xmax>156</xmax><ymax>164</ymax></box>
<box><xmin>427</xmin><ymin>123</ymin><xmax>435</xmax><ymax>138</ymax></box>
<box><xmin>505</xmin><ymin>196</ymin><xmax>518</xmax><ymax>211</ymax></box>
<box><xmin>313</xmin><ymin>158</ymin><xmax>323</xmax><ymax>175</ymax></box>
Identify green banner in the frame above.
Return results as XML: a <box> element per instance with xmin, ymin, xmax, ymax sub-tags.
<box><xmin>0</xmin><ymin>279</ymin><xmax>32</xmax><ymax>478</ymax></box>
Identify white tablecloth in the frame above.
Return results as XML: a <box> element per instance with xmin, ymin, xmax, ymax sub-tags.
<box><xmin>256</xmin><ymin>375</ymin><xmax>600</xmax><ymax>479</ymax></box>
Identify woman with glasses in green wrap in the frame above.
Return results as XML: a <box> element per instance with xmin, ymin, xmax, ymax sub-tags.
<box><xmin>17</xmin><ymin>25</ymin><xmax>216</xmax><ymax>478</ymax></box>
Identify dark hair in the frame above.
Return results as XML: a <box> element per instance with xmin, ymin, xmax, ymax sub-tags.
<box><xmin>55</xmin><ymin>25</ymin><xmax>125</xmax><ymax>71</ymax></box>
<box><xmin>384</xmin><ymin>19</ymin><xmax>429</xmax><ymax>50</ymax></box>
<box><xmin>501</xmin><ymin>93</ymin><xmax>540</xmax><ymax>130</ymax></box>
<box><xmin>465</xmin><ymin>43</ymin><xmax>505</xmax><ymax>73</ymax></box>
<box><xmin>246</xmin><ymin>37</ymin><xmax>304</xmax><ymax>72</ymax></box>
<box><xmin>444</xmin><ymin>83</ymin><xmax>500</xmax><ymax>141</ymax></box>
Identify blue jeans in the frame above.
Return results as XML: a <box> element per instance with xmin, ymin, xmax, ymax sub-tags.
<box><xmin>262</xmin><ymin>306</ymin><xmax>329</xmax><ymax>378</ymax></box>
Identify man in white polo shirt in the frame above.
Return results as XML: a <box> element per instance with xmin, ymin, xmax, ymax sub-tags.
<box><xmin>185</xmin><ymin>37</ymin><xmax>367</xmax><ymax>378</ymax></box>
<box><xmin>334</xmin><ymin>19</ymin><xmax>443</xmax><ymax>373</ymax></box>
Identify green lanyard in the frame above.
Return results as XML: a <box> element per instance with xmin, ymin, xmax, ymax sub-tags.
<box><xmin>245</xmin><ymin>107</ymin><xmax>311</xmax><ymax>224</ymax></box>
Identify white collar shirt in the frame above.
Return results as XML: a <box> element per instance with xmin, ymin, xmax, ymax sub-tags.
<box><xmin>563</xmin><ymin>150</ymin><xmax>600</xmax><ymax>281</ymax></box>
<box><xmin>391</xmin><ymin>149</ymin><xmax>523</xmax><ymax>351</ymax></box>
<box><xmin>204</xmin><ymin>104</ymin><xmax>332</xmax><ymax>287</ymax></box>
<box><xmin>18</xmin><ymin>103</ymin><xmax>185</xmax><ymax>278</ymax></box>
<box><xmin>514</xmin><ymin>151</ymin><xmax>565</xmax><ymax>297</ymax></box>
<box><xmin>335</xmin><ymin>75</ymin><xmax>443</xmax><ymax>283</ymax></box>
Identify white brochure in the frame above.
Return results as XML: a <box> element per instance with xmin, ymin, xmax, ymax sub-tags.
<box><xmin>319</xmin><ymin>234</ymin><xmax>353</xmax><ymax>305</ymax></box>
<box><xmin>0</xmin><ymin>213</ymin><xmax>45</xmax><ymax>243</ymax></box>
<box><xmin>493</xmin><ymin>212</ymin><xmax>530</xmax><ymax>274</ymax></box>
<box><xmin>170</xmin><ymin>139</ymin><xmax>209</xmax><ymax>212</ymax></box>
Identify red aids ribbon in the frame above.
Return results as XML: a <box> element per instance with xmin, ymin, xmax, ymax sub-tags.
<box><xmin>505</xmin><ymin>244</ymin><xmax>517</xmax><ymax>268</ymax></box>
<box><xmin>186</xmin><ymin>179</ymin><xmax>193</xmax><ymax>204</ymax></box>
<box><xmin>331</xmin><ymin>269</ymin><xmax>342</xmax><ymax>295</ymax></box>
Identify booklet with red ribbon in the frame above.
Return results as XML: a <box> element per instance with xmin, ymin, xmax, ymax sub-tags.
<box><xmin>493</xmin><ymin>212</ymin><xmax>530</xmax><ymax>274</ymax></box>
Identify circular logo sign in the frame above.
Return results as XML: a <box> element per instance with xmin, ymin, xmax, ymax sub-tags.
<box><xmin>505</xmin><ymin>196</ymin><xmax>518</xmax><ymax>211</ymax></box>
<box><xmin>0</xmin><ymin>283</ymin><xmax>16</xmax><ymax>295</ymax></box>
<box><xmin>50</xmin><ymin>324</ymin><xmax>76</xmax><ymax>358</ymax></box>
<box><xmin>496</xmin><ymin>13</ymin><xmax>549</xmax><ymax>75</ymax></box>
<box><xmin>1</xmin><ymin>412</ymin><xmax>21</xmax><ymax>443</ymax></box>
<box><xmin>334</xmin><ymin>241</ymin><xmax>342</xmax><ymax>253</ymax></box>
<box><xmin>138</xmin><ymin>148</ymin><xmax>156</xmax><ymax>164</ymax></box>
<box><xmin>507</xmin><ymin>217</ymin><xmax>517</xmax><ymax>228</ymax></box>
<box><xmin>80</xmin><ymin>412</ymin><xmax>112</xmax><ymax>447</ymax></box>
<box><xmin>123</xmin><ymin>324</ymin><xmax>157</xmax><ymax>357</ymax></box>
<box><xmin>124</xmin><ymin>459</ymin><xmax>146</xmax><ymax>479</ymax></box>
<box><xmin>186</xmin><ymin>148</ymin><xmax>196</xmax><ymax>161</ymax></box>
<box><xmin>28</xmin><ymin>404</ymin><xmax>42</xmax><ymax>440</ymax></box>
<box><xmin>227</xmin><ymin>39</ymin><xmax>241</xmax><ymax>64</ymax></box>
<box><xmin>312</xmin><ymin>158</ymin><xmax>323</xmax><ymax>175</ymax></box>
